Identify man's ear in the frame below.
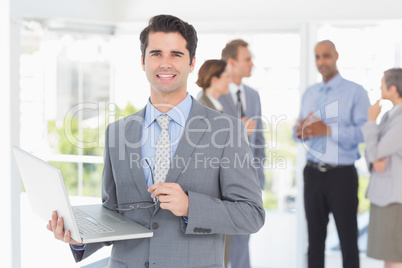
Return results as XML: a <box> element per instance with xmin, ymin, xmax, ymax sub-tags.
<box><xmin>141</xmin><ymin>55</ymin><xmax>145</xmax><ymax>71</ymax></box>
<box><xmin>227</xmin><ymin>58</ymin><xmax>235</xmax><ymax>68</ymax></box>
<box><xmin>189</xmin><ymin>56</ymin><xmax>196</xmax><ymax>73</ymax></box>
<box><xmin>390</xmin><ymin>85</ymin><xmax>398</xmax><ymax>96</ymax></box>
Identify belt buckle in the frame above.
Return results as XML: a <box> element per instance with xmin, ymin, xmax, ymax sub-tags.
<box><xmin>317</xmin><ymin>162</ymin><xmax>328</xmax><ymax>172</ymax></box>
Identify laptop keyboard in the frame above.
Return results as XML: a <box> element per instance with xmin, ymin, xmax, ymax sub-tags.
<box><xmin>73</xmin><ymin>208</ymin><xmax>115</xmax><ymax>235</ymax></box>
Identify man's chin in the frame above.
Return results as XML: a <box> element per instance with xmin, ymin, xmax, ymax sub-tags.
<box><xmin>153</xmin><ymin>86</ymin><xmax>183</xmax><ymax>95</ymax></box>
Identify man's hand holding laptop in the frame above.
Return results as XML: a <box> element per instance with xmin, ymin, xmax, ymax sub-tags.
<box><xmin>47</xmin><ymin>210</ymin><xmax>84</xmax><ymax>246</ymax></box>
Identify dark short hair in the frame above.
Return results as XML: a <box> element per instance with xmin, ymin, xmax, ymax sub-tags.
<box><xmin>140</xmin><ymin>14</ymin><xmax>198</xmax><ymax>65</ymax></box>
<box><xmin>221</xmin><ymin>39</ymin><xmax>249</xmax><ymax>61</ymax></box>
<box><xmin>384</xmin><ymin>68</ymin><xmax>402</xmax><ymax>97</ymax></box>
<box><xmin>196</xmin><ymin>59</ymin><xmax>227</xmax><ymax>90</ymax></box>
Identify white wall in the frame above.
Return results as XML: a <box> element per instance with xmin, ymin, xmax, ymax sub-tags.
<box><xmin>2</xmin><ymin>0</ymin><xmax>21</xmax><ymax>267</ymax></box>
<box><xmin>0</xmin><ymin>1</ymin><xmax>12</xmax><ymax>267</ymax></box>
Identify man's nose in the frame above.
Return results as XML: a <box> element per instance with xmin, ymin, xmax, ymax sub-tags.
<box><xmin>160</xmin><ymin>56</ymin><xmax>172</xmax><ymax>69</ymax></box>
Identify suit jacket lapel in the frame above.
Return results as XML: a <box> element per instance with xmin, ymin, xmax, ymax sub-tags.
<box><xmin>124</xmin><ymin>101</ymin><xmax>210</xmax><ymax>216</ymax></box>
<box><xmin>219</xmin><ymin>93</ymin><xmax>237</xmax><ymax>117</ymax></box>
<box><xmin>244</xmin><ymin>86</ymin><xmax>253</xmax><ymax>118</ymax></box>
<box><xmin>380</xmin><ymin>106</ymin><xmax>402</xmax><ymax>136</ymax></box>
<box><xmin>165</xmin><ymin>100</ymin><xmax>209</xmax><ymax>184</ymax></box>
<box><xmin>199</xmin><ymin>93</ymin><xmax>216</xmax><ymax>110</ymax></box>
<box><xmin>124</xmin><ymin>109</ymin><xmax>154</xmax><ymax>215</ymax></box>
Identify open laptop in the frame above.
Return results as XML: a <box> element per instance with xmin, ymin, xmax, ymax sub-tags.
<box><xmin>12</xmin><ymin>146</ymin><xmax>153</xmax><ymax>244</ymax></box>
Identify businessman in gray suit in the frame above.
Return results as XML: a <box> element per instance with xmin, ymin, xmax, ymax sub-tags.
<box><xmin>47</xmin><ymin>15</ymin><xmax>265</xmax><ymax>268</ymax></box>
<box><xmin>219</xmin><ymin>40</ymin><xmax>266</xmax><ymax>268</ymax></box>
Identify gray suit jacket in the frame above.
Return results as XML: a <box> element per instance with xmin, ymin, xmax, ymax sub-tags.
<box><xmin>72</xmin><ymin>98</ymin><xmax>265</xmax><ymax>268</ymax></box>
<box><xmin>197</xmin><ymin>92</ymin><xmax>223</xmax><ymax>112</ymax></box>
<box><xmin>219</xmin><ymin>85</ymin><xmax>266</xmax><ymax>189</ymax></box>
<box><xmin>362</xmin><ymin>106</ymin><xmax>402</xmax><ymax>207</ymax></box>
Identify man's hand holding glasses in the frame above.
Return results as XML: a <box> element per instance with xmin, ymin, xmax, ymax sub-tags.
<box><xmin>148</xmin><ymin>182</ymin><xmax>189</xmax><ymax>217</ymax></box>
<box><xmin>114</xmin><ymin>159</ymin><xmax>189</xmax><ymax>217</ymax></box>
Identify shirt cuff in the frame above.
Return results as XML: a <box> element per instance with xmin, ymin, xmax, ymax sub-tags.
<box><xmin>70</xmin><ymin>244</ymin><xmax>86</xmax><ymax>251</ymax></box>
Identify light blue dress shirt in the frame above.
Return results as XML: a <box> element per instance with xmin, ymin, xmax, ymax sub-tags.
<box><xmin>295</xmin><ymin>73</ymin><xmax>370</xmax><ymax>165</ymax></box>
<box><xmin>141</xmin><ymin>93</ymin><xmax>193</xmax><ymax>188</ymax></box>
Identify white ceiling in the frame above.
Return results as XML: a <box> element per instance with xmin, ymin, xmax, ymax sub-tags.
<box><xmin>14</xmin><ymin>0</ymin><xmax>402</xmax><ymax>25</ymax></box>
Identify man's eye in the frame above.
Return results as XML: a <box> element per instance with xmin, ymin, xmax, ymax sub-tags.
<box><xmin>173</xmin><ymin>54</ymin><xmax>182</xmax><ymax>57</ymax></box>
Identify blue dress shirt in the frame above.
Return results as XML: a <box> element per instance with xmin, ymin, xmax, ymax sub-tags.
<box><xmin>141</xmin><ymin>93</ymin><xmax>193</xmax><ymax>188</ymax></box>
<box><xmin>295</xmin><ymin>73</ymin><xmax>370</xmax><ymax>165</ymax></box>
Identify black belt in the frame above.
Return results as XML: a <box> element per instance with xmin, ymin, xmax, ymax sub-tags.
<box><xmin>306</xmin><ymin>160</ymin><xmax>353</xmax><ymax>172</ymax></box>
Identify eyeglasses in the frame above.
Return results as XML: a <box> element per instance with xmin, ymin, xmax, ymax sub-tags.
<box><xmin>113</xmin><ymin>159</ymin><xmax>158</xmax><ymax>212</ymax></box>
<box><xmin>114</xmin><ymin>200</ymin><xmax>156</xmax><ymax>212</ymax></box>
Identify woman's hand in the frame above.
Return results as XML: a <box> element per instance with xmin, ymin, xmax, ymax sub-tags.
<box><xmin>373</xmin><ymin>158</ymin><xmax>387</xmax><ymax>173</ymax></box>
<box><xmin>368</xmin><ymin>99</ymin><xmax>382</xmax><ymax>122</ymax></box>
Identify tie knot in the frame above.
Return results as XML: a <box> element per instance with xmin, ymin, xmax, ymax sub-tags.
<box><xmin>236</xmin><ymin>89</ymin><xmax>241</xmax><ymax>97</ymax></box>
<box><xmin>156</xmin><ymin>114</ymin><xmax>172</xmax><ymax>130</ymax></box>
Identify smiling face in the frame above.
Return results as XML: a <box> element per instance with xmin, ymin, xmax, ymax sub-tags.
<box><xmin>315</xmin><ymin>42</ymin><xmax>339</xmax><ymax>82</ymax></box>
<box><xmin>141</xmin><ymin>32</ymin><xmax>195</xmax><ymax>100</ymax></box>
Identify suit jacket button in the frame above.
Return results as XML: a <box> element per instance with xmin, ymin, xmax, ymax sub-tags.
<box><xmin>152</xmin><ymin>223</ymin><xmax>159</xmax><ymax>230</ymax></box>
<box><xmin>194</xmin><ymin>228</ymin><xmax>199</xmax><ymax>232</ymax></box>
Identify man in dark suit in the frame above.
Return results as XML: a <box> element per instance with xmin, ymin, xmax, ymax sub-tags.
<box><xmin>219</xmin><ymin>39</ymin><xmax>266</xmax><ymax>268</ymax></box>
<box><xmin>47</xmin><ymin>15</ymin><xmax>265</xmax><ymax>268</ymax></box>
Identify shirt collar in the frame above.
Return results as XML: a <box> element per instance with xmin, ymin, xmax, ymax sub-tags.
<box><xmin>229</xmin><ymin>82</ymin><xmax>244</xmax><ymax>95</ymax></box>
<box><xmin>144</xmin><ymin>93</ymin><xmax>193</xmax><ymax>129</ymax></box>
<box><xmin>321</xmin><ymin>72</ymin><xmax>342</xmax><ymax>91</ymax></box>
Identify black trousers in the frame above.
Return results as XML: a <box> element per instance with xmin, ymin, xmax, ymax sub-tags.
<box><xmin>304</xmin><ymin>165</ymin><xmax>360</xmax><ymax>268</ymax></box>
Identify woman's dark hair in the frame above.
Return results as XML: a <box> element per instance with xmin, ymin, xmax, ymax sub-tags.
<box><xmin>140</xmin><ymin>14</ymin><xmax>198</xmax><ymax>65</ymax></box>
<box><xmin>196</xmin><ymin>59</ymin><xmax>227</xmax><ymax>90</ymax></box>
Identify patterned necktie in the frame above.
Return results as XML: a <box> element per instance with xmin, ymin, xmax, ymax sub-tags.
<box><xmin>236</xmin><ymin>89</ymin><xmax>245</xmax><ymax>118</ymax></box>
<box><xmin>310</xmin><ymin>85</ymin><xmax>329</xmax><ymax>154</ymax></box>
<box><xmin>154</xmin><ymin>114</ymin><xmax>172</xmax><ymax>184</ymax></box>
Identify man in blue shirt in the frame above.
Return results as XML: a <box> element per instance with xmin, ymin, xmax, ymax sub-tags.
<box><xmin>294</xmin><ymin>40</ymin><xmax>370</xmax><ymax>268</ymax></box>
